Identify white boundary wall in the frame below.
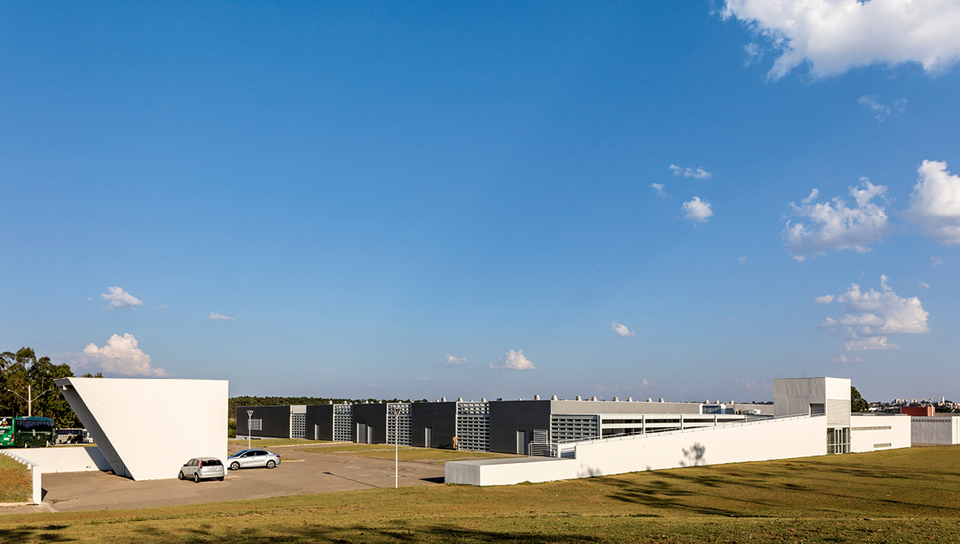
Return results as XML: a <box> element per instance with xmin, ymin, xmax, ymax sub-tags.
<box><xmin>55</xmin><ymin>377</ymin><xmax>228</xmax><ymax>481</ymax></box>
<box><xmin>911</xmin><ymin>416</ymin><xmax>960</xmax><ymax>445</ymax></box>
<box><xmin>850</xmin><ymin>414</ymin><xmax>911</xmax><ymax>452</ymax></box>
<box><xmin>3</xmin><ymin>446</ymin><xmax>111</xmax><ymax>473</ymax></box>
<box><xmin>447</xmin><ymin>415</ymin><xmax>826</xmax><ymax>486</ymax></box>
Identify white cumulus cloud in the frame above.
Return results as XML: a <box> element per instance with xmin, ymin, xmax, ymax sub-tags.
<box><xmin>80</xmin><ymin>333</ymin><xmax>167</xmax><ymax>377</ymax></box>
<box><xmin>100</xmin><ymin>286</ymin><xmax>143</xmax><ymax>310</ymax></box>
<box><xmin>651</xmin><ymin>183</ymin><xmax>668</xmax><ymax>197</ymax></box>
<box><xmin>858</xmin><ymin>95</ymin><xmax>907</xmax><ymax>122</ymax></box>
<box><xmin>682</xmin><ymin>197</ymin><xmax>714</xmax><ymax>222</ymax></box>
<box><xmin>783</xmin><ymin>180</ymin><xmax>889</xmax><ymax>261</ymax></box>
<box><xmin>815</xmin><ymin>295</ymin><xmax>835</xmax><ymax>305</ymax></box>
<box><xmin>491</xmin><ymin>349</ymin><xmax>536</xmax><ymax>371</ymax></box>
<box><xmin>445</xmin><ymin>355</ymin><xmax>467</xmax><ymax>365</ymax></box>
<box><xmin>904</xmin><ymin>160</ymin><xmax>960</xmax><ymax>245</ymax></box>
<box><xmin>820</xmin><ymin>276</ymin><xmax>930</xmax><ymax>352</ymax></box>
<box><xmin>669</xmin><ymin>165</ymin><xmax>713</xmax><ymax>179</ymax></box>
<box><xmin>209</xmin><ymin>312</ymin><xmax>236</xmax><ymax>320</ymax></box>
<box><xmin>611</xmin><ymin>321</ymin><xmax>635</xmax><ymax>337</ymax></box>
<box><xmin>722</xmin><ymin>0</ymin><xmax>960</xmax><ymax>80</ymax></box>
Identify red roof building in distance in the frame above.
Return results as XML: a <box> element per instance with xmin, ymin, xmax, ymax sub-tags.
<box><xmin>901</xmin><ymin>406</ymin><xmax>935</xmax><ymax>417</ymax></box>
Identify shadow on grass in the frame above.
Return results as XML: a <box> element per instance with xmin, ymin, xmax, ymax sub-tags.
<box><xmin>594</xmin><ymin>454</ymin><xmax>960</xmax><ymax>518</ymax></box>
<box><xmin>1</xmin><ymin>522</ymin><xmax>603</xmax><ymax>543</ymax></box>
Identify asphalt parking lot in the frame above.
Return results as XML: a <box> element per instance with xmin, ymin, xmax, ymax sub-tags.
<box><xmin>8</xmin><ymin>442</ymin><xmax>448</xmax><ymax>513</ymax></box>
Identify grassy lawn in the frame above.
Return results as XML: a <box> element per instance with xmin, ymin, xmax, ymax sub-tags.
<box><xmin>228</xmin><ymin>439</ymin><xmax>331</xmax><ymax>448</ymax></box>
<box><xmin>3</xmin><ymin>446</ymin><xmax>960</xmax><ymax>542</ymax></box>
<box><xmin>0</xmin><ymin>454</ymin><xmax>30</xmax><ymax>503</ymax></box>
<box><xmin>295</xmin><ymin>444</ymin><xmax>518</xmax><ymax>463</ymax></box>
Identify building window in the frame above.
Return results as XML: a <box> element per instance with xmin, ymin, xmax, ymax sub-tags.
<box><xmin>827</xmin><ymin>427</ymin><xmax>849</xmax><ymax>454</ymax></box>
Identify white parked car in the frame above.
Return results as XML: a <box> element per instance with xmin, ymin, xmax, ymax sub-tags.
<box><xmin>227</xmin><ymin>449</ymin><xmax>281</xmax><ymax>470</ymax></box>
<box><xmin>179</xmin><ymin>457</ymin><xmax>225</xmax><ymax>482</ymax></box>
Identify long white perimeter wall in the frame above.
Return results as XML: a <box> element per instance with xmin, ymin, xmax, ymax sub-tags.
<box><xmin>911</xmin><ymin>416</ymin><xmax>960</xmax><ymax>445</ymax></box>
<box><xmin>55</xmin><ymin>377</ymin><xmax>228</xmax><ymax>481</ymax></box>
<box><xmin>850</xmin><ymin>414</ymin><xmax>911</xmax><ymax>452</ymax></box>
<box><xmin>3</xmin><ymin>446</ymin><xmax>111</xmax><ymax>473</ymax></box>
<box><xmin>447</xmin><ymin>415</ymin><xmax>826</xmax><ymax>486</ymax></box>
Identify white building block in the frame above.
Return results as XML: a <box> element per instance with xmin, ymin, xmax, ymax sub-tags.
<box><xmin>55</xmin><ymin>377</ymin><xmax>228</xmax><ymax>481</ymax></box>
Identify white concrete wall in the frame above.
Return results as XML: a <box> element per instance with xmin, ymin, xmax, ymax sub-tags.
<box><xmin>55</xmin><ymin>377</ymin><xmax>228</xmax><ymax>481</ymax></box>
<box><xmin>446</xmin><ymin>457</ymin><xmax>580</xmax><ymax>486</ymax></box>
<box><xmin>911</xmin><ymin>416</ymin><xmax>960</xmax><ymax>445</ymax></box>
<box><xmin>3</xmin><ymin>446</ymin><xmax>111</xmax><ymax>473</ymax></box>
<box><xmin>774</xmin><ymin>377</ymin><xmax>850</xmax><ymax>419</ymax></box>
<box><xmin>850</xmin><ymin>414</ymin><xmax>911</xmax><ymax>452</ymax></box>
<box><xmin>447</xmin><ymin>415</ymin><xmax>827</xmax><ymax>486</ymax></box>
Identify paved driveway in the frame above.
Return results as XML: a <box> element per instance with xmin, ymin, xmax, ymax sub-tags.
<box><xmin>22</xmin><ymin>443</ymin><xmax>446</xmax><ymax>513</ymax></box>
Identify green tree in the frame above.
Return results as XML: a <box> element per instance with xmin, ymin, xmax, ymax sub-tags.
<box><xmin>851</xmin><ymin>386</ymin><xmax>869</xmax><ymax>412</ymax></box>
<box><xmin>1</xmin><ymin>347</ymin><xmax>80</xmax><ymax>427</ymax></box>
<box><xmin>1</xmin><ymin>348</ymin><xmax>35</xmax><ymax>416</ymax></box>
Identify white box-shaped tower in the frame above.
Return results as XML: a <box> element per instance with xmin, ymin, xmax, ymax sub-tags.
<box><xmin>55</xmin><ymin>377</ymin><xmax>228</xmax><ymax>481</ymax></box>
<box><xmin>774</xmin><ymin>377</ymin><xmax>850</xmax><ymax>425</ymax></box>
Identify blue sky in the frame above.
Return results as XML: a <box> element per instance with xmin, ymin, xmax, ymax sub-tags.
<box><xmin>2</xmin><ymin>1</ymin><xmax>959</xmax><ymax>403</ymax></box>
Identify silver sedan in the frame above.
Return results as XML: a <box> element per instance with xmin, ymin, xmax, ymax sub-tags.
<box><xmin>178</xmin><ymin>457</ymin><xmax>225</xmax><ymax>482</ymax></box>
<box><xmin>227</xmin><ymin>449</ymin><xmax>281</xmax><ymax>470</ymax></box>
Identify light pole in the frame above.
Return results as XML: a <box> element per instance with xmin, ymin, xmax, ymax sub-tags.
<box><xmin>7</xmin><ymin>385</ymin><xmax>51</xmax><ymax>417</ymax></box>
<box><xmin>391</xmin><ymin>405</ymin><xmax>400</xmax><ymax>489</ymax></box>
<box><xmin>247</xmin><ymin>410</ymin><xmax>254</xmax><ymax>450</ymax></box>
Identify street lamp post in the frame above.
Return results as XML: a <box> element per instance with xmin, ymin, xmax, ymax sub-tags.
<box><xmin>247</xmin><ymin>410</ymin><xmax>254</xmax><ymax>450</ymax></box>
<box><xmin>392</xmin><ymin>405</ymin><xmax>400</xmax><ymax>489</ymax></box>
<box><xmin>7</xmin><ymin>385</ymin><xmax>51</xmax><ymax>417</ymax></box>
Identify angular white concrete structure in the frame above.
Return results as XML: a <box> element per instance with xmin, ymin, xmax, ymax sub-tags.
<box><xmin>55</xmin><ymin>377</ymin><xmax>227</xmax><ymax>481</ymax></box>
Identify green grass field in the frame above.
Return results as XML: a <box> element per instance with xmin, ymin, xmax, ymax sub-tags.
<box><xmin>0</xmin><ymin>454</ymin><xmax>30</xmax><ymax>503</ymax></box>
<box><xmin>229</xmin><ymin>438</ymin><xmax>332</xmax><ymax>448</ymax></box>
<box><xmin>3</xmin><ymin>446</ymin><xmax>960</xmax><ymax>542</ymax></box>
<box><xmin>294</xmin><ymin>443</ymin><xmax>518</xmax><ymax>463</ymax></box>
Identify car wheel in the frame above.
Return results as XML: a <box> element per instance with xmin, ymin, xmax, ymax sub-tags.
<box><xmin>218</xmin><ymin>477</ymin><xmax>224</xmax><ymax>481</ymax></box>
<box><xmin>194</xmin><ymin>472</ymin><xmax>200</xmax><ymax>483</ymax></box>
<box><xmin>178</xmin><ymin>471</ymin><xmax>185</xmax><ymax>480</ymax></box>
<box><xmin>230</xmin><ymin>462</ymin><xmax>240</xmax><ymax>471</ymax></box>
<box><xmin>266</xmin><ymin>460</ymin><xmax>276</xmax><ymax>469</ymax></box>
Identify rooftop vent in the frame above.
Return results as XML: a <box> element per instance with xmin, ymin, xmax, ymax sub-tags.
<box><xmin>647</xmin><ymin>398</ymin><xmax>652</xmax><ymax>402</ymax></box>
<box><xmin>575</xmin><ymin>396</ymin><xmax>582</xmax><ymax>401</ymax></box>
<box><xmin>658</xmin><ymin>398</ymin><xmax>664</xmax><ymax>403</ymax></box>
<box><xmin>590</xmin><ymin>396</ymin><xmax>598</xmax><ymax>401</ymax></box>
<box><xmin>612</xmin><ymin>397</ymin><xmax>620</xmax><ymax>402</ymax></box>
<box><xmin>551</xmin><ymin>395</ymin><xmax>558</xmax><ymax>400</ymax></box>
<box><xmin>441</xmin><ymin>397</ymin><xmax>447</xmax><ymax>402</ymax></box>
<box><xmin>457</xmin><ymin>397</ymin><xmax>463</xmax><ymax>402</ymax></box>
<box><xmin>481</xmin><ymin>398</ymin><xmax>487</xmax><ymax>402</ymax></box>
<box><xmin>627</xmin><ymin>397</ymin><xmax>633</xmax><ymax>402</ymax></box>
<box><xmin>533</xmin><ymin>394</ymin><xmax>541</xmax><ymax>401</ymax></box>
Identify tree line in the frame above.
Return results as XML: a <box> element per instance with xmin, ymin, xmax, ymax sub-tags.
<box><xmin>0</xmin><ymin>347</ymin><xmax>85</xmax><ymax>427</ymax></box>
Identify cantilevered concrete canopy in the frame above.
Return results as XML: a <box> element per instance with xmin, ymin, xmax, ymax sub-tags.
<box><xmin>55</xmin><ymin>377</ymin><xmax>227</xmax><ymax>481</ymax></box>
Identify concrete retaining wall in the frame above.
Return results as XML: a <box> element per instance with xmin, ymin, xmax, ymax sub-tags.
<box><xmin>447</xmin><ymin>415</ymin><xmax>827</xmax><ymax>486</ymax></box>
<box><xmin>4</xmin><ymin>446</ymin><xmax>111</xmax><ymax>473</ymax></box>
